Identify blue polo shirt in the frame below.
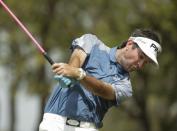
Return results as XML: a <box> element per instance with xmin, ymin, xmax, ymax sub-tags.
<box><xmin>44</xmin><ymin>34</ymin><xmax>132</xmax><ymax>128</ymax></box>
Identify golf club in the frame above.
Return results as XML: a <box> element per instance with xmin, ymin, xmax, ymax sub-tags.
<box><xmin>0</xmin><ymin>0</ymin><xmax>74</xmax><ymax>87</ymax></box>
<box><xmin>0</xmin><ymin>0</ymin><xmax>54</xmax><ymax>65</ymax></box>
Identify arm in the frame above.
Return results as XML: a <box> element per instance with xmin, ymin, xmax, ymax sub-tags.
<box><xmin>52</xmin><ymin>48</ymin><xmax>116</xmax><ymax>100</ymax></box>
<box><xmin>80</xmin><ymin>75</ymin><xmax>115</xmax><ymax>100</ymax></box>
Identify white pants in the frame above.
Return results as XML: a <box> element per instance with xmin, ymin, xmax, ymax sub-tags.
<box><xmin>39</xmin><ymin>113</ymin><xmax>99</xmax><ymax>131</ymax></box>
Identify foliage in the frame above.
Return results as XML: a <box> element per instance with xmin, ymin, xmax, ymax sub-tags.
<box><xmin>0</xmin><ymin>0</ymin><xmax>177</xmax><ymax>131</ymax></box>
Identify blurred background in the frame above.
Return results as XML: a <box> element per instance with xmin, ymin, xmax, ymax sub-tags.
<box><xmin>0</xmin><ymin>0</ymin><xmax>177</xmax><ymax>131</ymax></box>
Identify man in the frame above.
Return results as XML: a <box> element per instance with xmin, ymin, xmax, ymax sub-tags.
<box><xmin>39</xmin><ymin>29</ymin><xmax>162</xmax><ymax>131</ymax></box>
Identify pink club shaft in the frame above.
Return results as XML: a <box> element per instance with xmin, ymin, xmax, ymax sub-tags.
<box><xmin>0</xmin><ymin>0</ymin><xmax>45</xmax><ymax>53</ymax></box>
<box><xmin>0</xmin><ymin>0</ymin><xmax>54</xmax><ymax>65</ymax></box>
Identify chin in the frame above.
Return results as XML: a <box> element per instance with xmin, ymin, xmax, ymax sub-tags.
<box><xmin>123</xmin><ymin>65</ymin><xmax>136</xmax><ymax>72</ymax></box>
<box><xmin>124</xmin><ymin>68</ymin><xmax>132</xmax><ymax>72</ymax></box>
<box><xmin>128</xmin><ymin>67</ymin><xmax>137</xmax><ymax>72</ymax></box>
<box><xmin>127</xmin><ymin>69</ymin><xmax>133</xmax><ymax>72</ymax></box>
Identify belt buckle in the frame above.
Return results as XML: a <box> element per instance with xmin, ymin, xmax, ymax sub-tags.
<box><xmin>66</xmin><ymin>118</ymin><xmax>80</xmax><ymax>127</ymax></box>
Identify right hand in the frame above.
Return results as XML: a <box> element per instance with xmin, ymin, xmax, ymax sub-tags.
<box><xmin>52</xmin><ymin>63</ymin><xmax>80</xmax><ymax>79</ymax></box>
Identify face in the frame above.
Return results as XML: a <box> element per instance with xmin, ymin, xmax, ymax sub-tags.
<box><xmin>120</xmin><ymin>41</ymin><xmax>150</xmax><ymax>72</ymax></box>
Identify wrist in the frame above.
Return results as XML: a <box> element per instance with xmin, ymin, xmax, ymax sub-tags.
<box><xmin>76</xmin><ymin>68</ymin><xmax>86</xmax><ymax>80</ymax></box>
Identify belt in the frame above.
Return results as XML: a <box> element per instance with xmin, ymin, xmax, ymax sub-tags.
<box><xmin>43</xmin><ymin>113</ymin><xmax>96</xmax><ymax>129</ymax></box>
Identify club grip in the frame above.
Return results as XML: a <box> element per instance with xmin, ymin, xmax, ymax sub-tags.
<box><xmin>43</xmin><ymin>52</ymin><xmax>54</xmax><ymax>65</ymax></box>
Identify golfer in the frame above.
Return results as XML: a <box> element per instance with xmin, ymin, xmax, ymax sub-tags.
<box><xmin>39</xmin><ymin>29</ymin><xmax>162</xmax><ymax>131</ymax></box>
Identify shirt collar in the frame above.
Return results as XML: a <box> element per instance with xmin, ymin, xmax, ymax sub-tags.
<box><xmin>109</xmin><ymin>47</ymin><xmax>118</xmax><ymax>63</ymax></box>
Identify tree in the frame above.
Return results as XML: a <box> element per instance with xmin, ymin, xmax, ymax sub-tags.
<box><xmin>0</xmin><ymin>0</ymin><xmax>177</xmax><ymax>131</ymax></box>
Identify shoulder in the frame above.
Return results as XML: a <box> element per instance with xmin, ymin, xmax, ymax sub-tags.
<box><xmin>80</xmin><ymin>33</ymin><xmax>98</xmax><ymax>39</ymax></box>
<box><xmin>72</xmin><ymin>33</ymin><xmax>109</xmax><ymax>54</ymax></box>
<box><xmin>72</xmin><ymin>34</ymin><xmax>98</xmax><ymax>46</ymax></box>
<box><xmin>81</xmin><ymin>34</ymin><xmax>110</xmax><ymax>50</ymax></box>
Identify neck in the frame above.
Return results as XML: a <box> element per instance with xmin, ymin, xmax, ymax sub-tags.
<box><xmin>116</xmin><ymin>48</ymin><xmax>125</xmax><ymax>64</ymax></box>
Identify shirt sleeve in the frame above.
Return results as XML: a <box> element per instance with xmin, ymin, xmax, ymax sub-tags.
<box><xmin>71</xmin><ymin>34</ymin><xmax>99</xmax><ymax>54</ymax></box>
<box><xmin>112</xmin><ymin>78</ymin><xmax>133</xmax><ymax>106</ymax></box>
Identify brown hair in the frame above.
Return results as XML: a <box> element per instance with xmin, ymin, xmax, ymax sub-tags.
<box><xmin>118</xmin><ymin>29</ymin><xmax>161</xmax><ymax>49</ymax></box>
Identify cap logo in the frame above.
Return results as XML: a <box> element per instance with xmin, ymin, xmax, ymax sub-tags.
<box><xmin>150</xmin><ymin>43</ymin><xmax>158</xmax><ymax>52</ymax></box>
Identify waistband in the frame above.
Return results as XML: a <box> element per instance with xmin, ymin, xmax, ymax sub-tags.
<box><xmin>43</xmin><ymin>113</ymin><xmax>96</xmax><ymax>129</ymax></box>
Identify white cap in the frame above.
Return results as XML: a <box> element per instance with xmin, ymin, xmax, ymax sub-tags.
<box><xmin>130</xmin><ymin>37</ymin><xmax>162</xmax><ymax>66</ymax></box>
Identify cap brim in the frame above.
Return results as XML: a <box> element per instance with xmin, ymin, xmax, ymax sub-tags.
<box><xmin>137</xmin><ymin>43</ymin><xmax>159</xmax><ymax>67</ymax></box>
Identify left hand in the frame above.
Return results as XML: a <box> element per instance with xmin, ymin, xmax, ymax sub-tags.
<box><xmin>52</xmin><ymin>63</ymin><xmax>79</xmax><ymax>79</ymax></box>
<box><xmin>54</xmin><ymin>75</ymin><xmax>77</xmax><ymax>88</ymax></box>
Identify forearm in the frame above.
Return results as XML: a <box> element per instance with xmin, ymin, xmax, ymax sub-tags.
<box><xmin>80</xmin><ymin>75</ymin><xmax>115</xmax><ymax>100</ymax></box>
<box><xmin>68</xmin><ymin>48</ymin><xmax>86</xmax><ymax>67</ymax></box>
